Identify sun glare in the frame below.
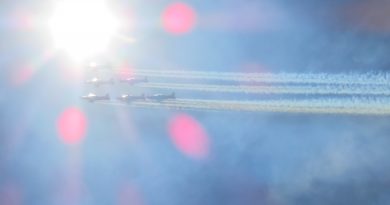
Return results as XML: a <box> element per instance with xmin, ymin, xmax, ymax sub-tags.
<box><xmin>49</xmin><ymin>0</ymin><xmax>118</xmax><ymax>61</ymax></box>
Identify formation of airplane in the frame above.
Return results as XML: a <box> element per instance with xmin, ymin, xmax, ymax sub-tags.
<box><xmin>82</xmin><ymin>67</ymin><xmax>176</xmax><ymax>103</ymax></box>
<box><xmin>82</xmin><ymin>92</ymin><xmax>175</xmax><ymax>103</ymax></box>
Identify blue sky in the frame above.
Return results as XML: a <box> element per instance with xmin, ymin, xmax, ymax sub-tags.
<box><xmin>1</xmin><ymin>0</ymin><xmax>390</xmax><ymax>204</ymax></box>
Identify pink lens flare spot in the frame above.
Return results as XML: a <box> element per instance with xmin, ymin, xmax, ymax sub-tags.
<box><xmin>119</xmin><ymin>8</ymin><xmax>136</xmax><ymax>31</ymax></box>
<box><xmin>10</xmin><ymin>66</ymin><xmax>34</xmax><ymax>87</ymax></box>
<box><xmin>162</xmin><ymin>3</ymin><xmax>197</xmax><ymax>34</ymax></box>
<box><xmin>118</xmin><ymin>64</ymin><xmax>135</xmax><ymax>79</ymax></box>
<box><xmin>344</xmin><ymin>1</ymin><xmax>390</xmax><ymax>33</ymax></box>
<box><xmin>0</xmin><ymin>183</ymin><xmax>22</xmax><ymax>205</ymax></box>
<box><xmin>57</xmin><ymin>107</ymin><xmax>88</xmax><ymax>145</ymax></box>
<box><xmin>118</xmin><ymin>184</ymin><xmax>144</xmax><ymax>205</ymax></box>
<box><xmin>11</xmin><ymin>9</ymin><xmax>34</xmax><ymax>30</ymax></box>
<box><xmin>168</xmin><ymin>114</ymin><xmax>210</xmax><ymax>159</ymax></box>
<box><xmin>241</xmin><ymin>62</ymin><xmax>268</xmax><ymax>73</ymax></box>
<box><xmin>239</xmin><ymin>62</ymin><xmax>270</xmax><ymax>86</ymax></box>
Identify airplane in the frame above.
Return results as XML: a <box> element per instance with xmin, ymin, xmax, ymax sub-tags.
<box><xmin>81</xmin><ymin>93</ymin><xmax>110</xmax><ymax>102</ymax></box>
<box><xmin>119</xmin><ymin>77</ymin><xmax>148</xmax><ymax>85</ymax></box>
<box><xmin>85</xmin><ymin>77</ymin><xmax>114</xmax><ymax>87</ymax></box>
<box><xmin>147</xmin><ymin>92</ymin><xmax>175</xmax><ymax>101</ymax></box>
<box><xmin>117</xmin><ymin>94</ymin><xmax>146</xmax><ymax>103</ymax></box>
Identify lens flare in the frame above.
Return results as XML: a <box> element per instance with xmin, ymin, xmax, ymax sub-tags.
<box><xmin>57</xmin><ymin>107</ymin><xmax>88</xmax><ymax>145</ymax></box>
<box><xmin>118</xmin><ymin>183</ymin><xmax>143</xmax><ymax>205</ymax></box>
<box><xmin>168</xmin><ymin>113</ymin><xmax>209</xmax><ymax>159</ymax></box>
<box><xmin>11</xmin><ymin>9</ymin><xmax>34</xmax><ymax>30</ymax></box>
<box><xmin>162</xmin><ymin>3</ymin><xmax>196</xmax><ymax>34</ymax></box>
<box><xmin>10</xmin><ymin>65</ymin><xmax>34</xmax><ymax>87</ymax></box>
<box><xmin>0</xmin><ymin>182</ymin><xmax>22</xmax><ymax>205</ymax></box>
<box><xmin>118</xmin><ymin>64</ymin><xmax>135</xmax><ymax>79</ymax></box>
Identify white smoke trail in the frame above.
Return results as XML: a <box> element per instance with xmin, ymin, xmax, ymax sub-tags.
<box><xmin>136</xmin><ymin>82</ymin><xmax>390</xmax><ymax>95</ymax></box>
<box><xmin>170</xmin><ymin>98</ymin><xmax>390</xmax><ymax>115</ymax></box>
<box><xmin>95</xmin><ymin>97</ymin><xmax>390</xmax><ymax>115</ymax></box>
<box><xmin>102</xmin><ymin>69</ymin><xmax>390</xmax><ymax>114</ymax></box>
<box><xmin>128</xmin><ymin>69</ymin><xmax>390</xmax><ymax>85</ymax></box>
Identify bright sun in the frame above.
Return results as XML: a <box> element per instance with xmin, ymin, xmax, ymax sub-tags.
<box><xmin>49</xmin><ymin>0</ymin><xmax>118</xmax><ymax>61</ymax></box>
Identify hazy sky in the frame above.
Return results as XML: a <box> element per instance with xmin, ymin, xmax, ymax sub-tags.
<box><xmin>1</xmin><ymin>0</ymin><xmax>390</xmax><ymax>204</ymax></box>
